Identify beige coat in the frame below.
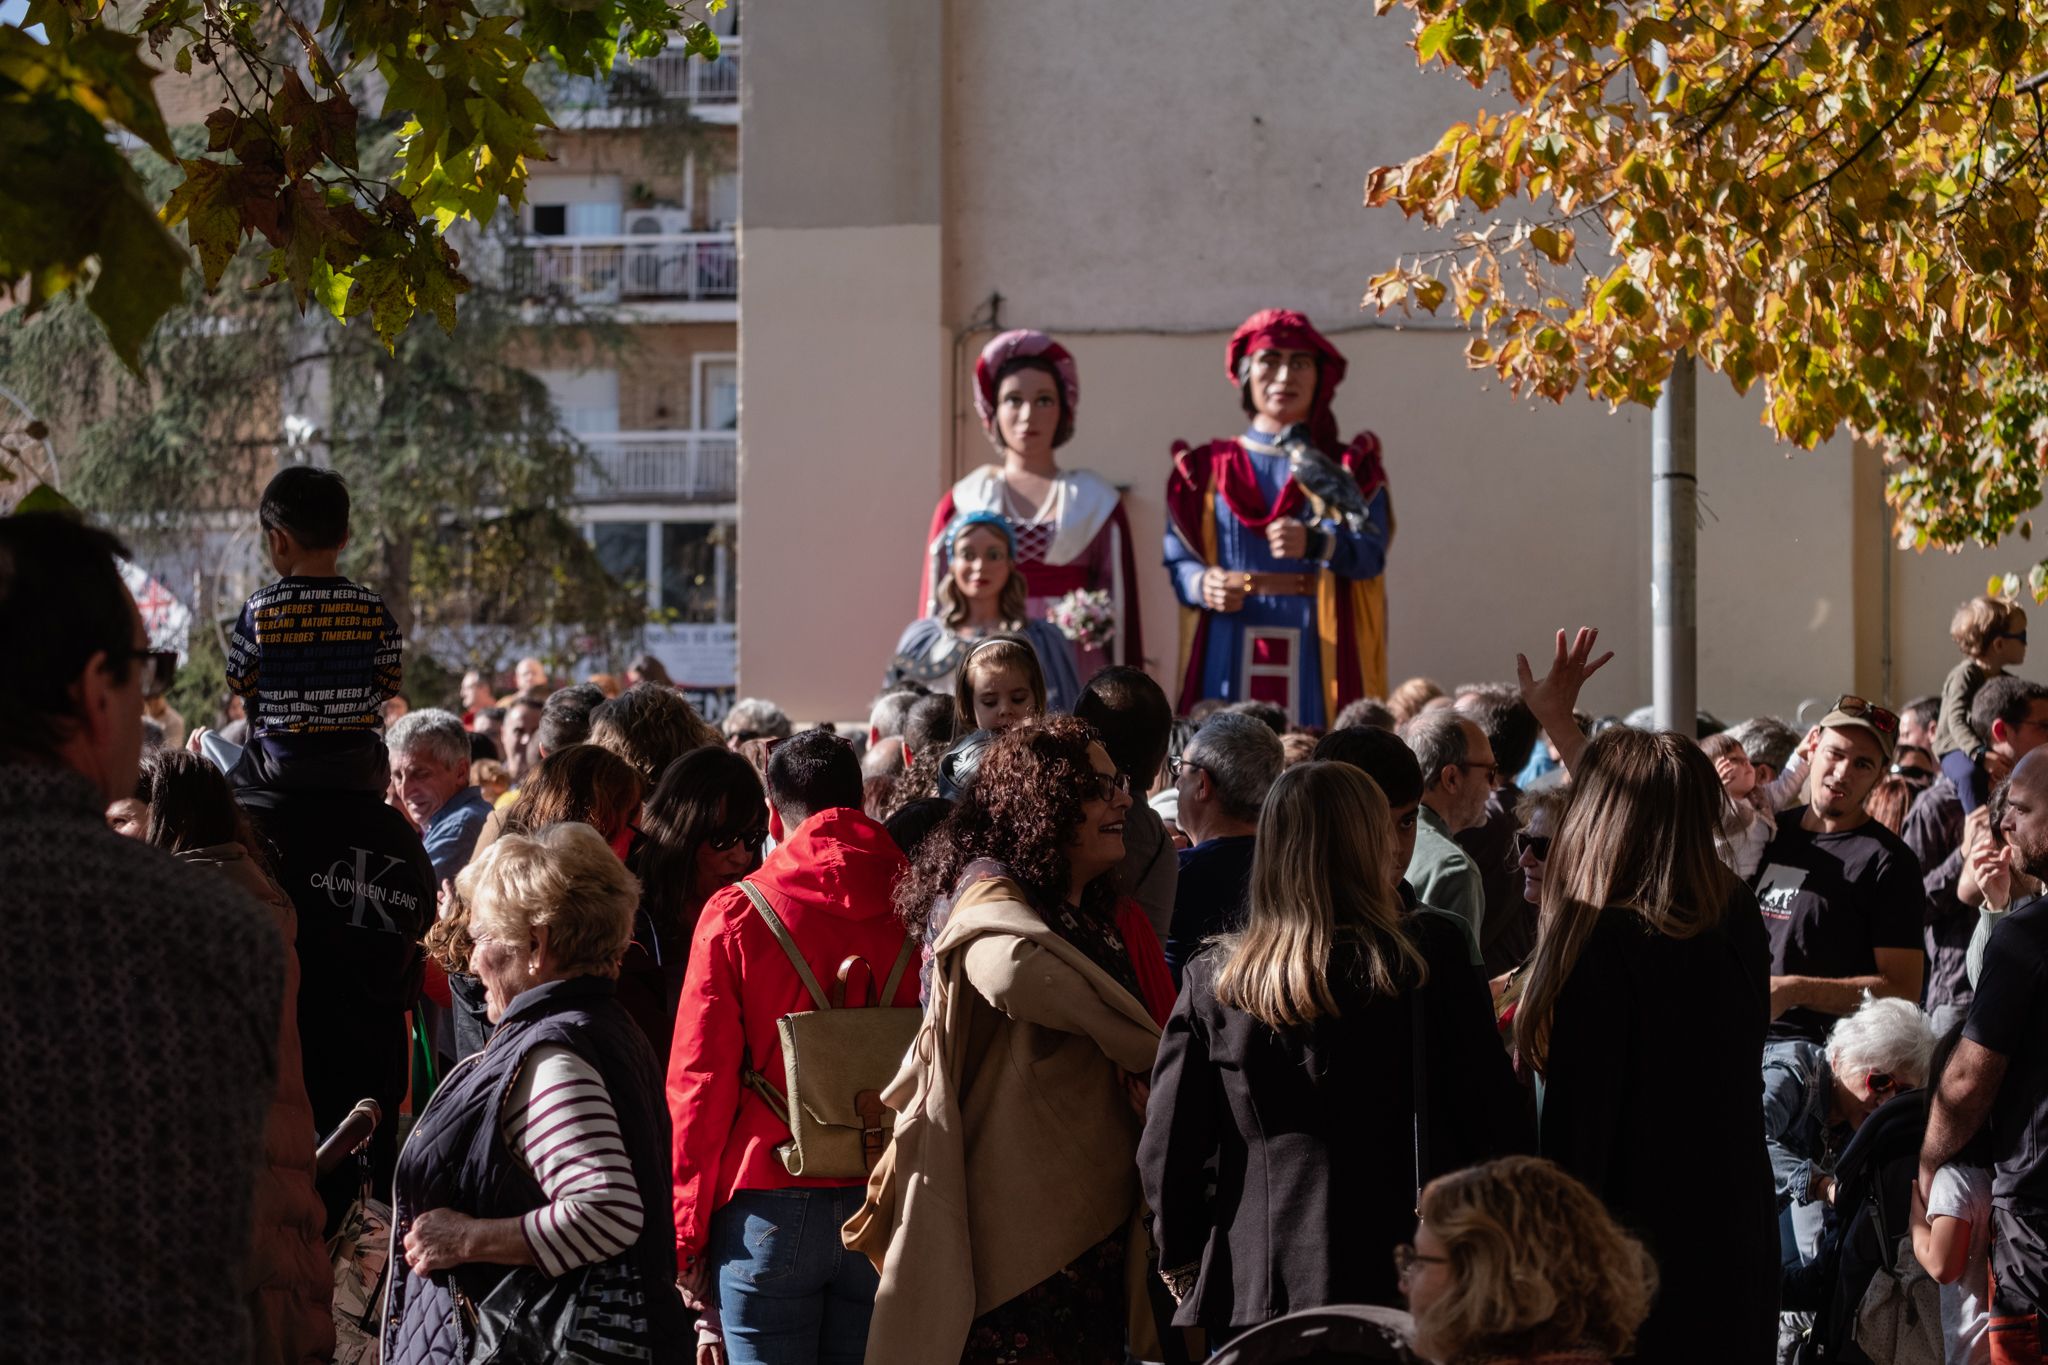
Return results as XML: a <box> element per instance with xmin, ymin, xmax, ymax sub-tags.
<box><xmin>843</xmin><ymin>877</ymin><xmax>1162</xmax><ymax>1365</ymax></box>
<box><xmin>178</xmin><ymin>844</ymin><xmax>335</xmax><ymax>1364</ymax></box>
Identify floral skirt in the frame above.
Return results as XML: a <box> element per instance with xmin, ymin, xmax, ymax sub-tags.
<box><xmin>961</xmin><ymin>1229</ymin><xmax>1128</xmax><ymax>1365</ymax></box>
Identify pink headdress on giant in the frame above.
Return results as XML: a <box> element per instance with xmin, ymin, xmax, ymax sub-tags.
<box><xmin>973</xmin><ymin>329</ymin><xmax>1079</xmax><ymax>449</ymax></box>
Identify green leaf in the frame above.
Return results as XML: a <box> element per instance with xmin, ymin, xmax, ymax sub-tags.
<box><xmin>160</xmin><ymin>158</ymin><xmax>248</xmax><ymax>290</ymax></box>
<box><xmin>86</xmin><ymin>181</ymin><xmax>190</xmax><ymax>370</ymax></box>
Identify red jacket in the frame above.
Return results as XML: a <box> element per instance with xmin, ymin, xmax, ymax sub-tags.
<box><xmin>667</xmin><ymin>806</ymin><xmax>913</xmax><ymax>1261</ymax></box>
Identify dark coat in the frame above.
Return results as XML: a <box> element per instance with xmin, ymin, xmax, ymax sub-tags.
<box><xmin>1784</xmin><ymin>1089</ymin><xmax>1928</xmax><ymax>1363</ymax></box>
<box><xmin>1539</xmin><ymin>889</ymin><xmax>1780</xmax><ymax>1364</ymax></box>
<box><xmin>1139</xmin><ymin>913</ymin><xmax>1533</xmax><ymax>1331</ymax></box>
<box><xmin>383</xmin><ymin>976</ymin><xmax>686</xmax><ymax>1365</ymax></box>
<box><xmin>241</xmin><ymin>783</ymin><xmax>433</xmax><ymax>1201</ymax></box>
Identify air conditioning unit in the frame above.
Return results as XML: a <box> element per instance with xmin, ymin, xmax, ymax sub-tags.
<box><xmin>626</xmin><ymin>208</ymin><xmax>692</xmax><ymax>236</ymax></box>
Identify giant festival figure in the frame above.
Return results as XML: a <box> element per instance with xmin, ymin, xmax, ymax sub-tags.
<box><xmin>1165</xmin><ymin>309</ymin><xmax>1394</xmax><ymax>727</ymax></box>
<box><xmin>920</xmin><ymin>330</ymin><xmax>1144</xmax><ymax>681</ymax></box>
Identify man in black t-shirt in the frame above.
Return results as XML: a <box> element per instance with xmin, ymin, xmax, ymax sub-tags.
<box><xmin>1923</xmin><ymin>747</ymin><xmax>2048</xmax><ymax>1351</ymax></box>
<box><xmin>1751</xmin><ymin>697</ymin><xmax>1926</xmax><ymax>1046</ymax></box>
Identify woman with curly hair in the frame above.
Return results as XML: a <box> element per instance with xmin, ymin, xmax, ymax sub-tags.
<box><xmin>1139</xmin><ymin>762</ymin><xmax>1528</xmax><ymax>1339</ymax></box>
<box><xmin>1400</xmin><ymin>1156</ymin><xmax>1655</xmax><ymax>1365</ymax></box>
<box><xmin>846</xmin><ymin>716</ymin><xmax>1174</xmax><ymax>1365</ymax></box>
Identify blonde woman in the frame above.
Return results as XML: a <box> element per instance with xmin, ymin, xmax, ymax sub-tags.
<box><xmin>1139</xmin><ymin>761</ymin><xmax>1529</xmax><ymax>1339</ymax></box>
<box><xmin>382</xmin><ymin>824</ymin><xmax>687</xmax><ymax>1364</ymax></box>
<box><xmin>1510</xmin><ymin>725</ymin><xmax>1778</xmax><ymax>1363</ymax></box>
<box><xmin>1400</xmin><ymin>1156</ymin><xmax>1655</xmax><ymax>1365</ymax></box>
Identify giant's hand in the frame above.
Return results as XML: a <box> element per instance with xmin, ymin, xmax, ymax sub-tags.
<box><xmin>1265</xmin><ymin>519</ymin><xmax>1310</xmax><ymax>560</ymax></box>
<box><xmin>1200</xmin><ymin>567</ymin><xmax>1248</xmax><ymax>613</ymax></box>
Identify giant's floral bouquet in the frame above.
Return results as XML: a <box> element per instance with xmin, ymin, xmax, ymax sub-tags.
<box><xmin>1047</xmin><ymin>588</ymin><xmax>1116</xmax><ymax>652</ymax></box>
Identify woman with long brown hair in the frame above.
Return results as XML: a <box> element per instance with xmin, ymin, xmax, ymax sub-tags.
<box><xmin>1510</xmin><ymin>719</ymin><xmax>1778</xmax><ymax>1362</ymax></box>
<box><xmin>626</xmin><ymin>745</ymin><xmax>767</xmax><ymax>1056</ymax></box>
<box><xmin>1138</xmin><ymin>761</ymin><xmax>1527</xmax><ymax>1339</ymax></box>
<box><xmin>848</xmin><ymin>716</ymin><xmax>1173</xmax><ymax>1365</ymax></box>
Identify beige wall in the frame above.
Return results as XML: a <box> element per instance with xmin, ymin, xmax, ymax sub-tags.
<box><xmin>737</xmin><ymin>225</ymin><xmax>948</xmax><ymax>718</ymax></box>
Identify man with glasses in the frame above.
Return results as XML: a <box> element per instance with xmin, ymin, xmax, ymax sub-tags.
<box><xmin>1402</xmin><ymin>708</ymin><xmax>1498</xmax><ymax>964</ymax></box>
<box><xmin>1754</xmin><ymin>696</ymin><xmax>1927</xmax><ymax>1045</ymax></box>
<box><xmin>1163</xmin><ymin>712</ymin><xmax>1284</xmax><ymax>985</ymax></box>
<box><xmin>0</xmin><ymin>512</ymin><xmax>285</xmax><ymax>1363</ymax></box>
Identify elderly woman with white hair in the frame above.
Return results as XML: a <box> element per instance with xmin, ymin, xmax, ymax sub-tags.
<box><xmin>381</xmin><ymin>823</ymin><xmax>687</xmax><ymax>1365</ymax></box>
<box><xmin>1763</xmin><ymin>993</ymin><xmax>1937</xmax><ymax>1276</ymax></box>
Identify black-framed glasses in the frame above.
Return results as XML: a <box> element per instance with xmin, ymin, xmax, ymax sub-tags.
<box><xmin>1891</xmin><ymin>762</ymin><xmax>1937</xmax><ymax>783</ymax></box>
<box><xmin>1168</xmin><ymin>754</ymin><xmax>1205</xmax><ymax>782</ymax></box>
<box><xmin>1455</xmin><ymin>760</ymin><xmax>1499</xmax><ymax>785</ymax></box>
<box><xmin>1392</xmin><ymin>1244</ymin><xmax>1448</xmax><ymax>1283</ymax></box>
<box><xmin>707</xmin><ymin>824</ymin><xmax>769</xmax><ymax>854</ymax></box>
<box><xmin>1087</xmin><ymin>771</ymin><xmax>1135</xmax><ymax>802</ymax></box>
<box><xmin>1832</xmin><ymin>694</ymin><xmax>1900</xmax><ymax>737</ymax></box>
<box><xmin>110</xmin><ymin>642</ymin><xmax>178</xmax><ymax>696</ymax></box>
<box><xmin>1995</xmin><ymin>630</ymin><xmax>2031</xmax><ymax>645</ymax></box>
<box><xmin>1514</xmin><ymin>832</ymin><xmax>1553</xmax><ymax>862</ymax></box>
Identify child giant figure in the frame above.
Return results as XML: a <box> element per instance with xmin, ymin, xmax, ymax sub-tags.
<box><xmin>1165</xmin><ymin>310</ymin><xmax>1393</xmax><ymax>727</ymax></box>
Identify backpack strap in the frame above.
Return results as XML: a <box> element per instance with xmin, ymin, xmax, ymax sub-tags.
<box><xmin>739</xmin><ymin>880</ymin><xmax>831</xmax><ymax>1011</ymax></box>
<box><xmin>879</xmin><ymin>936</ymin><xmax>915</xmax><ymax>1005</ymax></box>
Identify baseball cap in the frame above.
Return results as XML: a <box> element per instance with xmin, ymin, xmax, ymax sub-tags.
<box><xmin>1819</xmin><ymin>694</ymin><xmax>1899</xmax><ymax>761</ymax></box>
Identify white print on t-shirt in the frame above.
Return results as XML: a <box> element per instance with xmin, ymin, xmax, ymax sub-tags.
<box><xmin>1755</xmin><ymin>864</ymin><xmax>1808</xmax><ymax>921</ymax></box>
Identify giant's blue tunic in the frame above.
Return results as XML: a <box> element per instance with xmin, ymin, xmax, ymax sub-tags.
<box><xmin>1163</xmin><ymin>428</ymin><xmax>1390</xmax><ymax>727</ymax></box>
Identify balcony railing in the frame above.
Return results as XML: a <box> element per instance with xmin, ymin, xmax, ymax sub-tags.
<box><xmin>502</xmin><ymin>233</ymin><xmax>737</xmax><ymax>303</ymax></box>
<box><xmin>553</xmin><ymin>42</ymin><xmax>741</xmax><ymax>110</ymax></box>
<box><xmin>575</xmin><ymin>431</ymin><xmax>738</xmax><ymax>501</ymax></box>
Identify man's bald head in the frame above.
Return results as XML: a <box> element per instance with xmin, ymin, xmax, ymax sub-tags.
<box><xmin>2001</xmin><ymin>747</ymin><xmax>2048</xmax><ymax>880</ymax></box>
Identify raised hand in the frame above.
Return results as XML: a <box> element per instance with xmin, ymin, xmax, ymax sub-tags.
<box><xmin>1515</xmin><ymin>628</ymin><xmax>1614</xmax><ymax>775</ymax></box>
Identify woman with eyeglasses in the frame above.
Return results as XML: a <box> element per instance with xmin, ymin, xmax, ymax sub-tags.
<box><xmin>1399</xmin><ymin>1156</ymin><xmax>1655</xmax><ymax>1365</ymax></box>
<box><xmin>625</xmin><ymin>746</ymin><xmax>768</xmax><ymax>1057</ymax></box>
<box><xmin>848</xmin><ymin>716</ymin><xmax>1175</xmax><ymax>1365</ymax></box>
<box><xmin>1136</xmin><ymin>762</ymin><xmax>1529</xmax><ymax>1346</ymax></box>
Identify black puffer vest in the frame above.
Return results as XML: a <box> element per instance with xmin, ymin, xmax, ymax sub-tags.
<box><xmin>382</xmin><ymin>976</ymin><xmax>686</xmax><ymax>1364</ymax></box>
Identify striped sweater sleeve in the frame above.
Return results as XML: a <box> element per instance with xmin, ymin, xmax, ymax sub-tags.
<box><xmin>502</xmin><ymin>1044</ymin><xmax>644</xmax><ymax>1277</ymax></box>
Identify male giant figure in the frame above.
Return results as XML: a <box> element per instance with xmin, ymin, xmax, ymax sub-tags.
<box><xmin>1165</xmin><ymin>309</ymin><xmax>1394</xmax><ymax>727</ymax></box>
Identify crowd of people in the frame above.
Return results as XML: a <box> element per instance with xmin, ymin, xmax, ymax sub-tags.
<box><xmin>17</xmin><ymin>321</ymin><xmax>2048</xmax><ymax>1365</ymax></box>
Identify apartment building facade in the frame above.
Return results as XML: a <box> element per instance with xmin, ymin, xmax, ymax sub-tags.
<box><xmin>522</xmin><ymin>7</ymin><xmax>743</xmax><ymax>698</ymax></box>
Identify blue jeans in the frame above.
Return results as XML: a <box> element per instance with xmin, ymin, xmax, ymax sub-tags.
<box><xmin>711</xmin><ymin>1187</ymin><xmax>877</xmax><ymax>1365</ymax></box>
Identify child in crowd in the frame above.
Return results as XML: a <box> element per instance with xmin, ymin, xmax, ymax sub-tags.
<box><xmin>954</xmin><ymin>635</ymin><xmax>1049</xmax><ymax>733</ymax></box>
<box><xmin>224</xmin><ymin>466</ymin><xmax>402</xmax><ymax>793</ymax></box>
<box><xmin>1935</xmin><ymin>594</ymin><xmax>2028</xmax><ymax>815</ymax></box>
<box><xmin>1702</xmin><ymin>728</ymin><xmax>1815</xmax><ymax>877</ymax></box>
<box><xmin>1913</xmin><ymin>1026</ymin><xmax>1993</xmax><ymax>1365</ymax></box>
<box><xmin>470</xmin><ymin>758</ymin><xmax>510</xmax><ymax>806</ymax></box>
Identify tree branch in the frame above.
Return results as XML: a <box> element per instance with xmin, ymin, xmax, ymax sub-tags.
<box><xmin>1685</xmin><ymin>1</ymin><xmax>1825</xmax><ymax>147</ymax></box>
<box><xmin>1787</xmin><ymin>39</ymin><xmax>1946</xmax><ymax>204</ymax></box>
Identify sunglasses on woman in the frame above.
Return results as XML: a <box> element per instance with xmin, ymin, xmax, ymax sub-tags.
<box><xmin>707</xmin><ymin>824</ymin><xmax>769</xmax><ymax>854</ymax></box>
<box><xmin>1514</xmin><ymin>832</ymin><xmax>1552</xmax><ymax>862</ymax></box>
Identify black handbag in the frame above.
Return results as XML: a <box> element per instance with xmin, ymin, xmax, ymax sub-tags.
<box><xmin>463</xmin><ymin>1258</ymin><xmax>651</xmax><ymax>1364</ymax></box>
